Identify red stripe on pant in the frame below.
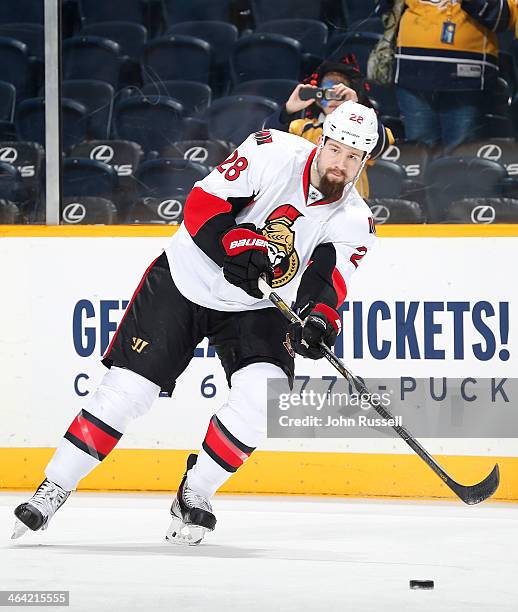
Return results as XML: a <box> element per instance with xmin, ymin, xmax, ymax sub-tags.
<box><xmin>67</xmin><ymin>413</ymin><xmax>120</xmax><ymax>458</ymax></box>
<box><xmin>203</xmin><ymin>418</ymin><xmax>252</xmax><ymax>471</ymax></box>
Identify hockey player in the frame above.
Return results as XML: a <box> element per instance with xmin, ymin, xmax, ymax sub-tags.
<box><xmin>13</xmin><ymin>100</ymin><xmax>378</xmax><ymax>545</ymax></box>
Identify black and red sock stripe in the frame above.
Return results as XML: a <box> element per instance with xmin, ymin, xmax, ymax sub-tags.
<box><xmin>64</xmin><ymin>409</ymin><xmax>122</xmax><ymax>461</ymax></box>
<box><xmin>202</xmin><ymin>415</ymin><xmax>255</xmax><ymax>473</ymax></box>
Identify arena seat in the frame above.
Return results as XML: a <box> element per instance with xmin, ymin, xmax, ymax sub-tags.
<box><xmin>135</xmin><ymin>158</ymin><xmax>209</xmax><ymax>201</ymax></box>
<box><xmin>81</xmin><ymin>21</ymin><xmax>148</xmax><ymax>61</ymax></box>
<box><xmin>0</xmin><ymin>160</ymin><xmax>21</xmax><ymax>203</ymax></box>
<box><xmin>256</xmin><ymin>19</ymin><xmax>328</xmax><ymax>58</ymax></box>
<box><xmin>143</xmin><ymin>35</ymin><xmax>211</xmax><ymax>85</ymax></box>
<box><xmin>17</xmin><ymin>97</ymin><xmax>88</xmax><ymax>151</ymax></box>
<box><xmin>62</xmin><ymin>80</ymin><xmax>114</xmax><ymax>139</ymax></box>
<box><xmin>365</xmin><ymin>160</ymin><xmax>406</xmax><ymax>199</ymax></box>
<box><xmin>0</xmin><ymin>141</ymin><xmax>44</xmax><ymax>211</ymax></box>
<box><xmin>231</xmin><ymin>33</ymin><xmax>302</xmax><ymax>84</ymax></box>
<box><xmin>167</xmin><ymin>21</ymin><xmax>238</xmax><ymax>95</ymax></box>
<box><xmin>327</xmin><ymin>32</ymin><xmax>382</xmax><ymax>72</ymax></box>
<box><xmin>62</xmin><ymin>36</ymin><xmax>120</xmax><ymax>87</ymax></box>
<box><xmin>113</xmin><ymin>96</ymin><xmax>184</xmax><ymax>153</ymax></box>
<box><xmin>0</xmin><ymin>37</ymin><xmax>33</xmax><ymax>100</ymax></box>
<box><xmin>0</xmin><ymin>81</ymin><xmax>16</xmax><ymax>122</ymax></box>
<box><xmin>63</xmin><ymin>158</ymin><xmax>118</xmax><ymax>204</ymax></box>
<box><xmin>141</xmin><ymin>81</ymin><xmax>212</xmax><ymax>117</ymax></box>
<box><xmin>451</xmin><ymin>138</ymin><xmax>518</xmax><ymax>179</ymax></box>
<box><xmin>0</xmin><ymin>24</ymin><xmax>44</xmax><ymax>61</ymax></box>
<box><xmin>164</xmin><ymin>140</ymin><xmax>233</xmax><ymax>170</ymax></box>
<box><xmin>61</xmin><ymin>196</ymin><xmax>118</xmax><ymax>224</ymax></box>
<box><xmin>380</xmin><ymin>141</ymin><xmax>431</xmax><ymax>182</ymax></box>
<box><xmin>232</xmin><ymin>79</ymin><xmax>298</xmax><ymax>105</ymax></box>
<box><xmin>367</xmin><ymin>198</ymin><xmax>426</xmax><ymax>224</ymax></box>
<box><xmin>204</xmin><ymin>95</ymin><xmax>279</xmax><ymax>146</ymax></box>
<box><xmin>446</xmin><ymin>197</ymin><xmax>518</xmax><ymax>224</ymax></box>
<box><xmin>425</xmin><ymin>157</ymin><xmax>507</xmax><ymax>222</ymax></box>
<box><xmin>128</xmin><ymin>194</ymin><xmax>187</xmax><ymax>225</ymax></box>
<box><xmin>366</xmin><ymin>81</ymin><xmax>400</xmax><ymax>117</ymax></box>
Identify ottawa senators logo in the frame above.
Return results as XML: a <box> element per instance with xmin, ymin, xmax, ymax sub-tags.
<box><xmin>261</xmin><ymin>204</ymin><xmax>303</xmax><ymax>287</ymax></box>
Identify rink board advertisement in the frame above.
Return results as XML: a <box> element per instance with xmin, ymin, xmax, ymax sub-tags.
<box><xmin>1</xmin><ymin>225</ymin><xmax>517</xmax><ymax>500</ymax></box>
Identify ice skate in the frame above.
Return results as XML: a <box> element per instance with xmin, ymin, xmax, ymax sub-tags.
<box><xmin>165</xmin><ymin>454</ymin><xmax>216</xmax><ymax>546</ymax></box>
<box><xmin>12</xmin><ymin>479</ymin><xmax>71</xmax><ymax>539</ymax></box>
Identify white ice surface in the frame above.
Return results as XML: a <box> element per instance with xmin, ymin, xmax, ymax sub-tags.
<box><xmin>1</xmin><ymin>493</ymin><xmax>517</xmax><ymax>612</ymax></box>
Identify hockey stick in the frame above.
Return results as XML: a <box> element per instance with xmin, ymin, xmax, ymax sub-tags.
<box><xmin>258</xmin><ymin>278</ymin><xmax>500</xmax><ymax>505</ymax></box>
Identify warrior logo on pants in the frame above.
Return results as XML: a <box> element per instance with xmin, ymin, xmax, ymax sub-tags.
<box><xmin>261</xmin><ymin>205</ymin><xmax>303</xmax><ymax>288</ymax></box>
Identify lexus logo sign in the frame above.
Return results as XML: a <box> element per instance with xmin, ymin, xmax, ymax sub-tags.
<box><xmin>184</xmin><ymin>146</ymin><xmax>208</xmax><ymax>163</ymax></box>
<box><xmin>0</xmin><ymin>147</ymin><xmax>18</xmax><ymax>163</ymax></box>
<box><xmin>62</xmin><ymin>202</ymin><xmax>86</xmax><ymax>224</ymax></box>
<box><xmin>158</xmin><ymin>199</ymin><xmax>182</xmax><ymax>221</ymax></box>
<box><xmin>471</xmin><ymin>205</ymin><xmax>496</xmax><ymax>224</ymax></box>
<box><xmin>90</xmin><ymin>145</ymin><xmax>114</xmax><ymax>164</ymax></box>
<box><xmin>477</xmin><ymin>144</ymin><xmax>502</xmax><ymax>161</ymax></box>
<box><xmin>381</xmin><ymin>145</ymin><xmax>400</xmax><ymax>162</ymax></box>
<box><xmin>370</xmin><ymin>204</ymin><xmax>391</xmax><ymax>224</ymax></box>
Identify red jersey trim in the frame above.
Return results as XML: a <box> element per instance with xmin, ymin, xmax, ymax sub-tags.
<box><xmin>184</xmin><ymin>186</ymin><xmax>232</xmax><ymax>237</ymax></box>
<box><xmin>332</xmin><ymin>267</ymin><xmax>347</xmax><ymax>308</ymax></box>
<box><xmin>302</xmin><ymin>147</ymin><xmax>317</xmax><ymax>201</ymax></box>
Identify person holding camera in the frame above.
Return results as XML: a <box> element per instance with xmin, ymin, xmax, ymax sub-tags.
<box><xmin>265</xmin><ymin>56</ymin><xmax>393</xmax><ymax>198</ymax></box>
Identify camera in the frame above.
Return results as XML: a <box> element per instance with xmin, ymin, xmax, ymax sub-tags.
<box><xmin>299</xmin><ymin>87</ymin><xmax>344</xmax><ymax>102</ymax></box>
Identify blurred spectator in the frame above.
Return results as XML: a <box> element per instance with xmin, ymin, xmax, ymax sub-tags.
<box><xmin>265</xmin><ymin>56</ymin><xmax>393</xmax><ymax>198</ymax></box>
<box><xmin>378</xmin><ymin>0</ymin><xmax>518</xmax><ymax>148</ymax></box>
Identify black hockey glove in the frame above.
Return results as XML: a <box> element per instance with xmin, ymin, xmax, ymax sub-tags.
<box><xmin>221</xmin><ymin>224</ymin><xmax>274</xmax><ymax>299</ymax></box>
<box><xmin>289</xmin><ymin>303</ymin><xmax>341</xmax><ymax>360</ymax></box>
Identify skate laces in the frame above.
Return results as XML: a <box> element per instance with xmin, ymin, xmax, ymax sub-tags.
<box><xmin>30</xmin><ymin>480</ymin><xmax>69</xmax><ymax>515</ymax></box>
<box><xmin>182</xmin><ymin>484</ymin><xmax>212</xmax><ymax>513</ymax></box>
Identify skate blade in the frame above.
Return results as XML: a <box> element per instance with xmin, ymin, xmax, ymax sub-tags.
<box><xmin>11</xmin><ymin>519</ymin><xmax>29</xmax><ymax>540</ymax></box>
<box><xmin>165</xmin><ymin>516</ymin><xmax>209</xmax><ymax>546</ymax></box>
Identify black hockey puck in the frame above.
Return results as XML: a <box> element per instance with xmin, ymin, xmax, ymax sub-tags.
<box><xmin>410</xmin><ymin>580</ymin><xmax>434</xmax><ymax>590</ymax></box>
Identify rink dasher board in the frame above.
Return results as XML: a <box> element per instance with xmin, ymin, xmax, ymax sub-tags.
<box><xmin>0</xmin><ymin>225</ymin><xmax>517</xmax><ymax>500</ymax></box>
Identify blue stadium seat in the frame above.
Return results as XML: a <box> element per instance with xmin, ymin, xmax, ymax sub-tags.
<box><xmin>128</xmin><ymin>194</ymin><xmax>187</xmax><ymax>224</ymax></box>
<box><xmin>167</xmin><ymin>21</ymin><xmax>238</xmax><ymax>94</ymax></box>
<box><xmin>62</xmin><ymin>80</ymin><xmax>114</xmax><ymax>140</ymax></box>
<box><xmin>0</xmin><ymin>0</ymin><xmax>44</xmax><ymax>25</ymax></box>
<box><xmin>366</xmin><ymin>81</ymin><xmax>400</xmax><ymax>117</ymax></box>
<box><xmin>0</xmin><ymin>37</ymin><xmax>33</xmax><ymax>100</ymax></box>
<box><xmin>446</xmin><ymin>197</ymin><xmax>518</xmax><ymax>224</ymax></box>
<box><xmin>204</xmin><ymin>95</ymin><xmax>278</xmax><ymax>145</ymax></box>
<box><xmin>232</xmin><ymin>79</ymin><xmax>298</xmax><ymax>105</ymax></box>
<box><xmin>135</xmin><ymin>158</ymin><xmax>209</xmax><ymax>199</ymax></box>
<box><xmin>425</xmin><ymin>157</ymin><xmax>507</xmax><ymax>222</ymax></box>
<box><xmin>143</xmin><ymin>35</ymin><xmax>211</xmax><ymax>84</ymax></box>
<box><xmin>63</xmin><ymin>36</ymin><xmax>120</xmax><ymax>87</ymax></box>
<box><xmin>63</xmin><ymin>158</ymin><xmax>118</xmax><ymax>199</ymax></box>
<box><xmin>366</xmin><ymin>160</ymin><xmax>406</xmax><ymax>199</ymax></box>
<box><xmin>16</xmin><ymin>97</ymin><xmax>88</xmax><ymax>150</ymax></box>
<box><xmin>0</xmin><ymin>24</ymin><xmax>44</xmax><ymax>60</ymax></box>
<box><xmin>256</xmin><ymin>19</ymin><xmax>328</xmax><ymax>58</ymax></box>
<box><xmin>0</xmin><ymin>81</ymin><xmax>16</xmax><ymax>122</ymax></box>
<box><xmin>367</xmin><ymin>198</ymin><xmax>426</xmax><ymax>224</ymax></box>
<box><xmin>231</xmin><ymin>34</ymin><xmax>302</xmax><ymax>84</ymax></box>
<box><xmin>141</xmin><ymin>81</ymin><xmax>211</xmax><ymax>116</ymax></box>
<box><xmin>61</xmin><ymin>196</ymin><xmax>118</xmax><ymax>224</ymax></box>
<box><xmin>452</xmin><ymin>138</ymin><xmax>518</xmax><ymax>178</ymax></box>
<box><xmin>342</xmin><ymin>0</ymin><xmax>377</xmax><ymax>24</ymax></box>
<box><xmin>251</xmin><ymin>0</ymin><xmax>322</xmax><ymax>23</ymax></box>
<box><xmin>81</xmin><ymin>21</ymin><xmax>148</xmax><ymax>60</ymax></box>
<box><xmin>165</xmin><ymin>139</ymin><xmax>232</xmax><ymax>170</ymax></box>
<box><xmin>163</xmin><ymin>0</ymin><xmax>232</xmax><ymax>25</ymax></box>
<box><xmin>113</xmin><ymin>96</ymin><xmax>184</xmax><ymax>153</ymax></box>
<box><xmin>327</xmin><ymin>32</ymin><xmax>382</xmax><ymax>72</ymax></box>
<box><xmin>0</xmin><ymin>141</ymin><xmax>45</xmax><ymax>213</ymax></box>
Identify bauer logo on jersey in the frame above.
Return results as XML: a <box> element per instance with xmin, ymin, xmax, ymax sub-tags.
<box><xmin>254</xmin><ymin>130</ymin><xmax>273</xmax><ymax>145</ymax></box>
<box><xmin>261</xmin><ymin>205</ymin><xmax>303</xmax><ymax>288</ymax></box>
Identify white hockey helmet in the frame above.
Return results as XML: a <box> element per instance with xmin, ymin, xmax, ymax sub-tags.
<box><xmin>321</xmin><ymin>100</ymin><xmax>379</xmax><ymax>155</ymax></box>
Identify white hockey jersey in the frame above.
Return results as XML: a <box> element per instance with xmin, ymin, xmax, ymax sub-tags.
<box><xmin>166</xmin><ymin>129</ymin><xmax>376</xmax><ymax>312</ymax></box>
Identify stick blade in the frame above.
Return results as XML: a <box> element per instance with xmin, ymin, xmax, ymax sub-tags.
<box><xmin>450</xmin><ymin>464</ymin><xmax>500</xmax><ymax>505</ymax></box>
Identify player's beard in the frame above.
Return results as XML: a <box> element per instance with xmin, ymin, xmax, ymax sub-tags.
<box><xmin>318</xmin><ymin>168</ymin><xmax>348</xmax><ymax>200</ymax></box>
